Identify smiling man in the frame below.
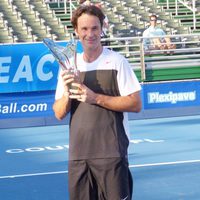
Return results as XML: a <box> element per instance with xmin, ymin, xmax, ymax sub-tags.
<box><xmin>53</xmin><ymin>5</ymin><xmax>142</xmax><ymax>200</ymax></box>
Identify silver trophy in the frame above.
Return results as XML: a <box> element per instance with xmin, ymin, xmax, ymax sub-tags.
<box><xmin>43</xmin><ymin>38</ymin><xmax>79</xmax><ymax>89</ymax></box>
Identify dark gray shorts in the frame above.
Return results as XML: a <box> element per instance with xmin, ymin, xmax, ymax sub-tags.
<box><xmin>68</xmin><ymin>157</ymin><xmax>133</xmax><ymax>200</ymax></box>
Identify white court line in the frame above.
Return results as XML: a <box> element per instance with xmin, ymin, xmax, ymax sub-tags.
<box><xmin>1</xmin><ymin>159</ymin><xmax>200</xmax><ymax>179</ymax></box>
<box><xmin>0</xmin><ymin>170</ymin><xmax>68</xmax><ymax>179</ymax></box>
<box><xmin>129</xmin><ymin>159</ymin><xmax>200</xmax><ymax>168</ymax></box>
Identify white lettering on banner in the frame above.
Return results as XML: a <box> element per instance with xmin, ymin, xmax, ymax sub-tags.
<box><xmin>13</xmin><ymin>55</ymin><xmax>33</xmax><ymax>82</ymax></box>
<box><xmin>37</xmin><ymin>54</ymin><xmax>54</xmax><ymax>81</ymax></box>
<box><xmin>20</xmin><ymin>103</ymin><xmax>47</xmax><ymax>113</ymax></box>
<box><xmin>0</xmin><ymin>54</ymin><xmax>56</xmax><ymax>83</ymax></box>
<box><xmin>0</xmin><ymin>103</ymin><xmax>48</xmax><ymax>114</ymax></box>
<box><xmin>0</xmin><ymin>57</ymin><xmax>11</xmax><ymax>83</ymax></box>
<box><xmin>148</xmin><ymin>91</ymin><xmax>196</xmax><ymax>104</ymax></box>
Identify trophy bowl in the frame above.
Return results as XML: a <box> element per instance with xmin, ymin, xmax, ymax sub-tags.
<box><xmin>43</xmin><ymin>38</ymin><xmax>79</xmax><ymax>89</ymax></box>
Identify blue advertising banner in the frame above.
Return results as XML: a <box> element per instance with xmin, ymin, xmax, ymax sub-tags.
<box><xmin>143</xmin><ymin>80</ymin><xmax>200</xmax><ymax>109</ymax></box>
<box><xmin>1</xmin><ymin>42</ymin><xmax>200</xmax><ymax>121</ymax></box>
<box><xmin>0</xmin><ymin>91</ymin><xmax>55</xmax><ymax>119</ymax></box>
<box><xmin>1</xmin><ymin>80</ymin><xmax>199</xmax><ymax>119</ymax></box>
<box><xmin>0</xmin><ymin>41</ymin><xmax>83</xmax><ymax>93</ymax></box>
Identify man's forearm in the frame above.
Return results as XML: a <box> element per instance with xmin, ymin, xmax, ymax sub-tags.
<box><xmin>95</xmin><ymin>92</ymin><xmax>142</xmax><ymax>113</ymax></box>
<box><xmin>53</xmin><ymin>92</ymin><xmax>71</xmax><ymax>120</ymax></box>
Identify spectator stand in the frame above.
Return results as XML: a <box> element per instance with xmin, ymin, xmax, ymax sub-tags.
<box><xmin>101</xmin><ymin>33</ymin><xmax>200</xmax><ymax>82</ymax></box>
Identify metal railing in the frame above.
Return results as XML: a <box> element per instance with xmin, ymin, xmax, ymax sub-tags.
<box><xmin>157</xmin><ymin>0</ymin><xmax>197</xmax><ymax>30</ymax></box>
<box><xmin>102</xmin><ymin>33</ymin><xmax>200</xmax><ymax>82</ymax></box>
<box><xmin>176</xmin><ymin>0</ymin><xmax>197</xmax><ymax>30</ymax></box>
<box><xmin>47</xmin><ymin>0</ymin><xmax>77</xmax><ymax>17</ymax></box>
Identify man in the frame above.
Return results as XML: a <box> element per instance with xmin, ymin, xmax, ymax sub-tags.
<box><xmin>79</xmin><ymin>0</ymin><xmax>110</xmax><ymax>46</ymax></box>
<box><xmin>143</xmin><ymin>15</ymin><xmax>176</xmax><ymax>51</ymax></box>
<box><xmin>53</xmin><ymin>5</ymin><xmax>142</xmax><ymax>200</ymax></box>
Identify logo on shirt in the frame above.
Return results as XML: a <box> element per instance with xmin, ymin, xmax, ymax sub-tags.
<box><xmin>105</xmin><ymin>61</ymin><xmax>111</xmax><ymax>64</ymax></box>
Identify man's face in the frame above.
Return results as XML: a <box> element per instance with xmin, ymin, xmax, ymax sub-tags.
<box><xmin>150</xmin><ymin>17</ymin><xmax>157</xmax><ymax>27</ymax></box>
<box><xmin>75</xmin><ymin>13</ymin><xmax>102</xmax><ymax>50</ymax></box>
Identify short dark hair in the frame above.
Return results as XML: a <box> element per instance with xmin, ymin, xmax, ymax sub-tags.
<box><xmin>71</xmin><ymin>5</ymin><xmax>105</xmax><ymax>29</ymax></box>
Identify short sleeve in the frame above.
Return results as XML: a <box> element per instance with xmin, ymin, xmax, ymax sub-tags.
<box><xmin>55</xmin><ymin>70</ymin><xmax>64</xmax><ymax>100</ymax></box>
<box><xmin>117</xmin><ymin>57</ymin><xmax>141</xmax><ymax>96</ymax></box>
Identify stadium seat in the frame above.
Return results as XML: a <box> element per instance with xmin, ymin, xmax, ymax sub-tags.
<box><xmin>0</xmin><ymin>0</ymin><xmax>199</xmax><ymax>44</ymax></box>
<box><xmin>157</xmin><ymin>0</ymin><xmax>200</xmax><ymax>33</ymax></box>
<box><xmin>0</xmin><ymin>0</ymin><xmax>70</xmax><ymax>43</ymax></box>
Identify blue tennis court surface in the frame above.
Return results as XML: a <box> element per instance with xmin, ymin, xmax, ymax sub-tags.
<box><xmin>0</xmin><ymin>115</ymin><xmax>200</xmax><ymax>200</ymax></box>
